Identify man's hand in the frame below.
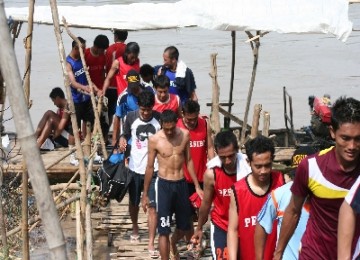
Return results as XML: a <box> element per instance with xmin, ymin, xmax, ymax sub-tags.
<box><xmin>191</xmin><ymin>228</ymin><xmax>203</xmax><ymax>249</ymax></box>
<box><xmin>141</xmin><ymin>195</ymin><xmax>149</xmax><ymax>213</ymax></box>
<box><xmin>119</xmin><ymin>137</ymin><xmax>127</xmax><ymax>152</ymax></box>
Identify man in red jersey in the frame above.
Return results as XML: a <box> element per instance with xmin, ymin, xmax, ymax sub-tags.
<box><xmin>105</xmin><ymin>29</ymin><xmax>128</xmax><ymax>128</ymax></box>
<box><xmin>191</xmin><ymin>130</ymin><xmax>251</xmax><ymax>259</ymax></box>
<box><xmin>227</xmin><ymin>135</ymin><xmax>285</xmax><ymax>260</ymax></box>
<box><xmin>274</xmin><ymin>97</ymin><xmax>360</xmax><ymax>260</ymax></box>
<box><xmin>153</xmin><ymin>75</ymin><xmax>181</xmax><ymax>117</ymax></box>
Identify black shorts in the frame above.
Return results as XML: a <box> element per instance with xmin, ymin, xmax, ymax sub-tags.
<box><xmin>128</xmin><ymin>170</ymin><xmax>157</xmax><ymax>208</ymax></box>
<box><xmin>74</xmin><ymin>100</ymin><xmax>94</xmax><ymax>127</ymax></box>
<box><xmin>53</xmin><ymin>133</ymin><xmax>69</xmax><ymax>147</ymax></box>
<box><xmin>105</xmin><ymin>88</ymin><xmax>117</xmax><ymax>118</ymax></box>
<box><xmin>210</xmin><ymin>222</ymin><xmax>228</xmax><ymax>259</ymax></box>
<box><xmin>156</xmin><ymin>177</ymin><xmax>192</xmax><ymax>235</ymax></box>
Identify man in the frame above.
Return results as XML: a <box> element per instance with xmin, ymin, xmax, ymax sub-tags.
<box><xmin>338</xmin><ymin>176</ymin><xmax>360</xmax><ymax>260</ymax></box>
<box><xmin>118</xmin><ymin>91</ymin><xmax>161</xmax><ymax>258</ymax></box>
<box><xmin>102</xmin><ymin>41</ymin><xmax>140</xmax><ymax>96</ymax></box>
<box><xmin>141</xmin><ymin>110</ymin><xmax>203</xmax><ymax>260</ymax></box>
<box><xmin>273</xmin><ymin>97</ymin><xmax>360</xmax><ymax>260</ymax></box>
<box><xmin>191</xmin><ymin>130</ymin><xmax>251</xmax><ymax>259</ymax></box>
<box><xmin>156</xmin><ymin>46</ymin><xmax>197</xmax><ymax>104</ymax></box>
<box><xmin>105</xmin><ymin>29</ymin><xmax>128</xmax><ymax>128</ymax></box>
<box><xmin>112</xmin><ymin>70</ymin><xmax>142</xmax><ymax>146</ymax></box>
<box><xmin>153</xmin><ymin>75</ymin><xmax>181</xmax><ymax>117</ymax></box>
<box><xmin>140</xmin><ymin>63</ymin><xmax>155</xmax><ymax>93</ymax></box>
<box><xmin>65</xmin><ymin>36</ymin><xmax>94</xmax><ymax>133</ymax></box>
<box><xmin>253</xmin><ymin>146</ymin><xmax>316</xmax><ymax>260</ymax></box>
<box><xmin>227</xmin><ymin>135</ymin><xmax>285</xmax><ymax>260</ymax></box>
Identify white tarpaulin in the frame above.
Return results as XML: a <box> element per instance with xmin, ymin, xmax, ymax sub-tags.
<box><xmin>5</xmin><ymin>0</ymin><xmax>353</xmax><ymax>41</ymax></box>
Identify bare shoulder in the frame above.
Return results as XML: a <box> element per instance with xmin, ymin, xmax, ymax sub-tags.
<box><xmin>179</xmin><ymin>127</ymin><xmax>190</xmax><ymax>141</ymax></box>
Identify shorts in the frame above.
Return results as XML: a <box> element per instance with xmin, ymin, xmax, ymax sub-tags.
<box><xmin>210</xmin><ymin>222</ymin><xmax>228</xmax><ymax>260</ymax></box>
<box><xmin>105</xmin><ymin>88</ymin><xmax>118</xmax><ymax>119</ymax></box>
<box><xmin>74</xmin><ymin>100</ymin><xmax>94</xmax><ymax>127</ymax></box>
<box><xmin>53</xmin><ymin>130</ymin><xmax>69</xmax><ymax>147</ymax></box>
<box><xmin>156</xmin><ymin>177</ymin><xmax>192</xmax><ymax>235</ymax></box>
<box><xmin>128</xmin><ymin>170</ymin><xmax>157</xmax><ymax>208</ymax></box>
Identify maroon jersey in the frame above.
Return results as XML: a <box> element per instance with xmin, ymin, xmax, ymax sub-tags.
<box><xmin>211</xmin><ymin>167</ymin><xmax>237</xmax><ymax>231</ymax></box>
<box><xmin>233</xmin><ymin>171</ymin><xmax>284</xmax><ymax>260</ymax></box>
<box><xmin>115</xmin><ymin>56</ymin><xmax>140</xmax><ymax>95</ymax></box>
<box><xmin>177</xmin><ymin>116</ymin><xmax>208</xmax><ymax>183</ymax></box>
<box><xmin>105</xmin><ymin>42</ymin><xmax>126</xmax><ymax>88</ymax></box>
<box><xmin>84</xmin><ymin>48</ymin><xmax>106</xmax><ymax>90</ymax></box>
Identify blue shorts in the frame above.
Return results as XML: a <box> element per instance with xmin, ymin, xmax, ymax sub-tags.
<box><xmin>128</xmin><ymin>170</ymin><xmax>157</xmax><ymax>208</ymax></box>
<box><xmin>156</xmin><ymin>177</ymin><xmax>192</xmax><ymax>235</ymax></box>
<box><xmin>210</xmin><ymin>222</ymin><xmax>228</xmax><ymax>260</ymax></box>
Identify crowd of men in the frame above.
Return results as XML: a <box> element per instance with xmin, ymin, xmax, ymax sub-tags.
<box><xmin>35</xmin><ymin>30</ymin><xmax>360</xmax><ymax>260</ymax></box>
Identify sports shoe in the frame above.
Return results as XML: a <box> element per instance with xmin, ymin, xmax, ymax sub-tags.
<box><xmin>69</xmin><ymin>153</ymin><xmax>79</xmax><ymax>166</ymax></box>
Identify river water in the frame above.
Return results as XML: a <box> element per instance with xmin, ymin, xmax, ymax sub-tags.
<box><xmin>3</xmin><ymin>1</ymin><xmax>360</xmax><ymax>132</ymax></box>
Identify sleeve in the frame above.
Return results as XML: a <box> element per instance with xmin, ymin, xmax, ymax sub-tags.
<box><xmin>185</xmin><ymin>68</ymin><xmax>196</xmax><ymax>93</ymax></box>
<box><xmin>290</xmin><ymin>158</ymin><xmax>310</xmax><ymax>198</ymax></box>
<box><xmin>257</xmin><ymin>193</ymin><xmax>277</xmax><ymax>234</ymax></box>
<box><xmin>115</xmin><ymin>94</ymin><xmax>128</xmax><ymax>118</ymax></box>
<box><xmin>345</xmin><ymin>176</ymin><xmax>360</xmax><ymax>214</ymax></box>
<box><xmin>122</xmin><ymin>112</ymin><xmax>134</xmax><ymax>140</ymax></box>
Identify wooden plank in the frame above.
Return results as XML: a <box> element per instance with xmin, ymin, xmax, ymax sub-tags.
<box><xmin>218</xmin><ymin>106</ymin><xmax>252</xmax><ymax>130</ymax></box>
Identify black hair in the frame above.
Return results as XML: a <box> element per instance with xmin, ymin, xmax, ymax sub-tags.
<box><xmin>160</xmin><ymin>109</ymin><xmax>178</xmax><ymax>124</ymax></box>
<box><xmin>137</xmin><ymin>91</ymin><xmax>155</xmax><ymax>108</ymax></box>
<box><xmin>140</xmin><ymin>64</ymin><xmax>154</xmax><ymax>77</ymax></box>
<box><xmin>49</xmin><ymin>87</ymin><xmax>65</xmax><ymax>99</ymax></box>
<box><xmin>72</xmin><ymin>37</ymin><xmax>86</xmax><ymax>48</ymax></box>
<box><xmin>114</xmin><ymin>29</ymin><xmax>128</xmax><ymax>41</ymax></box>
<box><xmin>331</xmin><ymin>96</ymin><xmax>360</xmax><ymax>131</ymax></box>
<box><xmin>164</xmin><ymin>46</ymin><xmax>179</xmax><ymax>60</ymax></box>
<box><xmin>245</xmin><ymin>135</ymin><xmax>275</xmax><ymax>162</ymax></box>
<box><xmin>214</xmin><ymin>130</ymin><xmax>239</xmax><ymax>152</ymax></box>
<box><xmin>94</xmin><ymin>34</ymin><xmax>109</xmax><ymax>49</ymax></box>
<box><xmin>153</xmin><ymin>75</ymin><xmax>170</xmax><ymax>89</ymax></box>
<box><xmin>123</xmin><ymin>42</ymin><xmax>140</xmax><ymax>59</ymax></box>
<box><xmin>182</xmin><ymin>100</ymin><xmax>200</xmax><ymax>114</ymax></box>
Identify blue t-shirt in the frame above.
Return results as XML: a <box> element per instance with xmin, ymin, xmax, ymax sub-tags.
<box><xmin>257</xmin><ymin>182</ymin><xmax>309</xmax><ymax>260</ymax></box>
<box><xmin>164</xmin><ymin>69</ymin><xmax>190</xmax><ymax>105</ymax></box>
<box><xmin>115</xmin><ymin>92</ymin><xmax>139</xmax><ymax>119</ymax></box>
<box><xmin>66</xmin><ymin>55</ymin><xmax>90</xmax><ymax>104</ymax></box>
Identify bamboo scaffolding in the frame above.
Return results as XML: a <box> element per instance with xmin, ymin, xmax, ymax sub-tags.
<box><xmin>250</xmin><ymin>104</ymin><xmax>262</xmax><ymax>139</ymax></box>
<box><xmin>210</xmin><ymin>53</ymin><xmax>221</xmax><ymax>134</ymax></box>
<box><xmin>0</xmin><ymin>1</ymin><xmax>68</xmax><ymax>259</ymax></box>
<box><xmin>263</xmin><ymin>112</ymin><xmax>270</xmax><ymax>137</ymax></box>
<box><xmin>0</xmin><ymin>132</ymin><xmax>8</xmax><ymax>258</ymax></box>
<box><xmin>226</xmin><ymin>31</ymin><xmax>236</xmax><ymax>128</ymax></box>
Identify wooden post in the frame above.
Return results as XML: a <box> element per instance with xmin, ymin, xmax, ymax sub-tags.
<box><xmin>86</xmin><ymin>159</ymin><xmax>94</xmax><ymax>260</ymax></box>
<box><xmin>76</xmin><ymin>200</ymin><xmax>82</xmax><ymax>260</ymax></box>
<box><xmin>22</xmin><ymin>166</ymin><xmax>29</xmax><ymax>260</ymax></box>
<box><xmin>210</xmin><ymin>53</ymin><xmax>221</xmax><ymax>134</ymax></box>
<box><xmin>250</xmin><ymin>104</ymin><xmax>262</xmax><ymax>139</ymax></box>
<box><xmin>263</xmin><ymin>111</ymin><xmax>270</xmax><ymax>137</ymax></box>
<box><xmin>0</xmin><ymin>1</ymin><xmax>67</xmax><ymax>258</ymax></box>
<box><xmin>240</xmin><ymin>31</ymin><xmax>261</xmax><ymax>145</ymax></box>
<box><xmin>226</xmin><ymin>31</ymin><xmax>236</xmax><ymax>128</ymax></box>
<box><xmin>0</xmin><ymin>133</ymin><xmax>8</xmax><ymax>258</ymax></box>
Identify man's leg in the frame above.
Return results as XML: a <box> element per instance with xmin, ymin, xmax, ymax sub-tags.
<box><xmin>159</xmin><ymin>234</ymin><xmax>170</xmax><ymax>260</ymax></box>
<box><xmin>36</xmin><ymin>111</ymin><xmax>61</xmax><ymax>147</ymax></box>
<box><xmin>129</xmin><ymin>203</ymin><xmax>140</xmax><ymax>238</ymax></box>
<box><xmin>148</xmin><ymin>174</ymin><xmax>158</xmax><ymax>252</ymax></box>
<box><xmin>128</xmin><ymin>172</ymin><xmax>141</xmax><ymax>240</ymax></box>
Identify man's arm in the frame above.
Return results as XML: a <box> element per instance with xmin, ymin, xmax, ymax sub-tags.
<box><xmin>66</xmin><ymin>62</ymin><xmax>90</xmax><ymax>93</ymax></box>
<box><xmin>273</xmin><ymin>194</ymin><xmax>305</xmax><ymax>260</ymax></box>
<box><xmin>254</xmin><ymin>224</ymin><xmax>268</xmax><ymax>260</ymax></box>
<box><xmin>141</xmin><ymin>136</ymin><xmax>157</xmax><ymax>213</ymax></box>
<box><xmin>338</xmin><ymin>200</ymin><xmax>356</xmax><ymax>260</ymax></box>
<box><xmin>205</xmin><ymin>118</ymin><xmax>215</xmax><ymax>159</ymax></box>
<box><xmin>54</xmin><ymin>111</ymin><xmax>70</xmax><ymax>138</ymax></box>
<box><xmin>227</xmin><ymin>191</ymin><xmax>239</xmax><ymax>260</ymax></box>
<box><xmin>101</xmin><ymin>59</ymin><xmax>119</xmax><ymax>95</ymax></box>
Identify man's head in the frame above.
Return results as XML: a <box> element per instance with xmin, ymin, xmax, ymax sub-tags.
<box><xmin>140</xmin><ymin>64</ymin><xmax>154</xmax><ymax>83</ymax></box>
<box><xmin>93</xmin><ymin>34</ymin><xmax>109</xmax><ymax>55</ymax></box>
<box><xmin>137</xmin><ymin>91</ymin><xmax>155</xmax><ymax>121</ymax></box>
<box><xmin>154</xmin><ymin>75</ymin><xmax>170</xmax><ymax>102</ymax></box>
<box><xmin>71</xmin><ymin>37</ymin><xmax>86</xmax><ymax>57</ymax></box>
<box><xmin>123</xmin><ymin>42</ymin><xmax>140</xmax><ymax>65</ymax></box>
<box><xmin>330</xmin><ymin>97</ymin><xmax>360</xmax><ymax>167</ymax></box>
<box><xmin>163</xmin><ymin>46</ymin><xmax>179</xmax><ymax>69</ymax></box>
<box><xmin>160</xmin><ymin>109</ymin><xmax>178</xmax><ymax>138</ymax></box>
<box><xmin>288</xmin><ymin>145</ymin><xmax>318</xmax><ymax>179</ymax></box>
<box><xmin>113</xmin><ymin>29</ymin><xmax>128</xmax><ymax>42</ymax></box>
<box><xmin>182</xmin><ymin>100</ymin><xmax>200</xmax><ymax>130</ymax></box>
<box><xmin>49</xmin><ymin>87</ymin><xmax>65</xmax><ymax>108</ymax></box>
<box><xmin>214</xmin><ymin>131</ymin><xmax>239</xmax><ymax>172</ymax></box>
<box><xmin>126</xmin><ymin>70</ymin><xmax>142</xmax><ymax>97</ymax></box>
<box><xmin>245</xmin><ymin>136</ymin><xmax>275</xmax><ymax>184</ymax></box>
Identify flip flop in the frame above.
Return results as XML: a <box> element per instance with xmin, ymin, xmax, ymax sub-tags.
<box><xmin>130</xmin><ymin>234</ymin><xmax>140</xmax><ymax>243</ymax></box>
<box><xmin>148</xmin><ymin>249</ymin><xmax>160</xmax><ymax>259</ymax></box>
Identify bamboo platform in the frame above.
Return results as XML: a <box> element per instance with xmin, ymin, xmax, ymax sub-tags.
<box><xmin>92</xmin><ymin>195</ymin><xmax>213</xmax><ymax>259</ymax></box>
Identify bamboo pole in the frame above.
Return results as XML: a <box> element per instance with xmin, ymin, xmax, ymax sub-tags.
<box><xmin>0</xmin><ymin>2</ymin><xmax>68</xmax><ymax>259</ymax></box>
<box><xmin>210</xmin><ymin>53</ymin><xmax>221</xmax><ymax>134</ymax></box>
<box><xmin>226</xmin><ymin>31</ymin><xmax>236</xmax><ymax>128</ymax></box>
<box><xmin>240</xmin><ymin>31</ymin><xmax>261</xmax><ymax>145</ymax></box>
<box><xmin>86</xmin><ymin>158</ymin><xmax>94</xmax><ymax>260</ymax></box>
<box><xmin>250</xmin><ymin>104</ymin><xmax>262</xmax><ymax>139</ymax></box>
<box><xmin>63</xmin><ymin>17</ymin><xmax>108</xmax><ymax>159</ymax></box>
<box><xmin>21</xmin><ymin>166</ymin><xmax>29</xmax><ymax>260</ymax></box>
<box><xmin>0</xmin><ymin>138</ymin><xmax>8</xmax><ymax>258</ymax></box>
<box><xmin>76</xmin><ymin>200</ymin><xmax>82</xmax><ymax>260</ymax></box>
<box><xmin>263</xmin><ymin>111</ymin><xmax>270</xmax><ymax>137</ymax></box>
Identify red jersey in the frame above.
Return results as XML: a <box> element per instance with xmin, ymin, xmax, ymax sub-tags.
<box><xmin>153</xmin><ymin>94</ymin><xmax>180</xmax><ymax>114</ymax></box>
<box><xmin>84</xmin><ymin>48</ymin><xmax>106</xmax><ymax>90</ymax></box>
<box><xmin>233</xmin><ymin>171</ymin><xmax>284</xmax><ymax>260</ymax></box>
<box><xmin>211</xmin><ymin>167</ymin><xmax>237</xmax><ymax>232</ymax></box>
<box><xmin>291</xmin><ymin>147</ymin><xmax>360</xmax><ymax>260</ymax></box>
<box><xmin>105</xmin><ymin>42</ymin><xmax>126</xmax><ymax>89</ymax></box>
<box><xmin>177</xmin><ymin>116</ymin><xmax>208</xmax><ymax>183</ymax></box>
<box><xmin>115</xmin><ymin>56</ymin><xmax>140</xmax><ymax>95</ymax></box>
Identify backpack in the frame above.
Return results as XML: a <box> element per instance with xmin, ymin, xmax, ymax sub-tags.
<box><xmin>96</xmin><ymin>150</ymin><xmax>133</xmax><ymax>202</ymax></box>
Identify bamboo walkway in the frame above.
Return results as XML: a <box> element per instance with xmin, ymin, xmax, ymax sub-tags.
<box><xmin>92</xmin><ymin>196</ymin><xmax>213</xmax><ymax>259</ymax></box>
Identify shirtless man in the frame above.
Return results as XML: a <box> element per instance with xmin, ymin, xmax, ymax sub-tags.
<box><xmin>142</xmin><ymin>109</ymin><xmax>203</xmax><ymax>260</ymax></box>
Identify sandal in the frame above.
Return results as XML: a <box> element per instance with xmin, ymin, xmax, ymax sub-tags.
<box><xmin>148</xmin><ymin>249</ymin><xmax>160</xmax><ymax>259</ymax></box>
<box><xmin>130</xmin><ymin>234</ymin><xmax>140</xmax><ymax>243</ymax></box>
